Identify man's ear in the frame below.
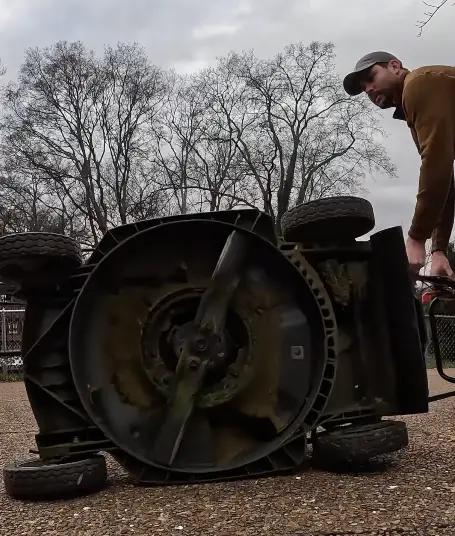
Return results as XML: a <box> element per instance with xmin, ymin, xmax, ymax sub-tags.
<box><xmin>388</xmin><ymin>59</ymin><xmax>403</xmax><ymax>73</ymax></box>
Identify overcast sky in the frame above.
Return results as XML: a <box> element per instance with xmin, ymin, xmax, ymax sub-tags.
<box><xmin>0</xmin><ymin>0</ymin><xmax>452</xmax><ymax>240</ymax></box>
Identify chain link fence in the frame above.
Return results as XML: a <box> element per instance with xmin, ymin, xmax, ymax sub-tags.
<box><xmin>0</xmin><ymin>304</ymin><xmax>25</xmax><ymax>378</ymax></box>
<box><xmin>425</xmin><ymin>313</ymin><xmax>455</xmax><ymax>368</ymax></box>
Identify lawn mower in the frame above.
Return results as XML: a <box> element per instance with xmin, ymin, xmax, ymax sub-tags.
<box><xmin>0</xmin><ymin>196</ymin><xmax>437</xmax><ymax>500</ymax></box>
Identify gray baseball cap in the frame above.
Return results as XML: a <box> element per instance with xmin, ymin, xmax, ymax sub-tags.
<box><xmin>343</xmin><ymin>51</ymin><xmax>399</xmax><ymax>96</ymax></box>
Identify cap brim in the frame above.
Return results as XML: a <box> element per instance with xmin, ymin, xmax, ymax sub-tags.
<box><xmin>343</xmin><ymin>71</ymin><xmax>363</xmax><ymax>96</ymax></box>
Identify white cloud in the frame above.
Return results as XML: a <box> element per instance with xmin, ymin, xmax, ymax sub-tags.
<box><xmin>174</xmin><ymin>59</ymin><xmax>210</xmax><ymax>75</ymax></box>
<box><xmin>192</xmin><ymin>23</ymin><xmax>241</xmax><ymax>40</ymax></box>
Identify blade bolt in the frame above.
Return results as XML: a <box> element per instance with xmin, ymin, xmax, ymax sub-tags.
<box><xmin>162</xmin><ymin>374</ymin><xmax>171</xmax><ymax>385</ymax></box>
<box><xmin>195</xmin><ymin>337</ymin><xmax>207</xmax><ymax>351</ymax></box>
<box><xmin>188</xmin><ymin>357</ymin><xmax>201</xmax><ymax>369</ymax></box>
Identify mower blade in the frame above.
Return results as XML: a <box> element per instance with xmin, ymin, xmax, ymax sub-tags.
<box><xmin>151</xmin><ymin>359</ymin><xmax>209</xmax><ymax>467</ymax></box>
<box><xmin>194</xmin><ymin>230</ymin><xmax>249</xmax><ymax>335</ymax></box>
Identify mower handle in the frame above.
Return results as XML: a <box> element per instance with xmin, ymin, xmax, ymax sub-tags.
<box><xmin>416</xmin><ymin>274</ymin><xmax>455</xmax><ymax>286</ymax></box>
<box><xmin>415</xmin><ymin>274</ymin><xmax>455</xmax><ymax>293</ymax></box>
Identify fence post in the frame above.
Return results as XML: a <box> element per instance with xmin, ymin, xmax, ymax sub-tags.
<box><xmin>1</xmin><ymin>307</ymin><xmax>6</xmax><ymax>354</ymax></box>
<box><xmin>1</xmin><ymin>309</ymin><xmax>6</xmax><ymax>376</ymax></box>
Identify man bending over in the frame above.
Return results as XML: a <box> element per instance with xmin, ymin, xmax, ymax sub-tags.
<box><xmin>343</xmin><ymin>51</ymin><xmax>455</xmax><ymax>278</ymax></box>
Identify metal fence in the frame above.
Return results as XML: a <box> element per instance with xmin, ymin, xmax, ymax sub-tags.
<box><xmin>425</xmin><ymin>313</ymin><xmax>455</xmax><ymax>367</ymax></box>
<box><xmin>0</xmin><ymin>304</ymin><xmax>25</xmax><ymax>376</ymax></box>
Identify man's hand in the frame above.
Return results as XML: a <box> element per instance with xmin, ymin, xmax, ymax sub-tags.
<box><xmin>406</xmin><ymin>235</ymin><xmax>426</xmax><ymax>274</ymax></box>
<box><xmin>430</xmin><ymin>250</ymin><xmax>454</xmax><ymax>278</ymax></box>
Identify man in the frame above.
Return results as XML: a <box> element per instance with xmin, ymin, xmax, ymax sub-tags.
<box><xmin>343</xmin><ymin>51</ymin><xmax>455</xmax><ymax>278</ymax></box>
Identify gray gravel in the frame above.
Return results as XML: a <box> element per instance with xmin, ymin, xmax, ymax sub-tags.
<box><xmin>1</xmin><ymin>370</ymin><xmax>455</xmax><ymax>535</ymax></box>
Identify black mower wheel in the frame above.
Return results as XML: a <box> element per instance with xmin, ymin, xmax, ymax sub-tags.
<box><xmin>3</xmin><ymin>455</ymin><xmax>108</xmax><ymax>501</ymax></box>
<box><xmin>281</xmin><ymin>196</ymin><xmax>375</xmax><ymax>243</ymax></box>
<box><xmin>0</xmin><ymin>232</ymin><xmax>82</xmax><ymax>287</ymax></box>
<box><xmin>0</xmin><ymin>232</ymin><xmax>82</xmax><ymax>264</ymax></box>
<box><xmin>312</xmin><ymin>420</ymin><xmax>408</xmax><ymax>466</ymax></box>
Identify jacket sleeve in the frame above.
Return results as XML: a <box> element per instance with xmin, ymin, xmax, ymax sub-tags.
<box><xmin>404</xmin><ymin>71</ymin><xmax>455</xmax><ymax>242</ymax></box>
<box><xmin>431</xmin><ymin>171</ymin><xmax>455</xmax><ymax>253</ymax></box>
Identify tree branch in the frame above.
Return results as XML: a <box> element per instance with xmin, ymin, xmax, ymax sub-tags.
<box><xmin>417</xmin><ymin>0</ymin><xmax>452</xmax><ymax>36</ymax></box>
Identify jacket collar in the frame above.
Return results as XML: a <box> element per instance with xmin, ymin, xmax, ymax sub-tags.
<box><xmin>392</xmin><ymin>70</ymin><xmax>411</xmax><ymax>121</ymax></box>
<box><xmin>393</xmin><ymin>105</ymin><xmax>406</xmax><ymax>121</ymax></box>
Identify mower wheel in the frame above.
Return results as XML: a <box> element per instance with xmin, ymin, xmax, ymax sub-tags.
<box><xmin>312</xmin><ymin>420</ymin><xmax>408</xmax><ymax>467</ymax></box>
<box><xmin>0</xmin><ymin>232</ymin><xmax>82</xmax><ymax>287</ymax></box>
<box><xmin>3</xmin><ymin>455</ymin><xmax>108</xmax><ymax>500</ymax></box>
<box><xmin>281</xmin><ymin>196</ymin><xmax>375</xmax><ymax>243</ymax></box>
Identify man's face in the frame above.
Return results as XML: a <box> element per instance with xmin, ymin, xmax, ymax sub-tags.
<box><xmin>358</xmin><ymin>61</ymin><xmax>402</xmax><ymax>109</ymax></box>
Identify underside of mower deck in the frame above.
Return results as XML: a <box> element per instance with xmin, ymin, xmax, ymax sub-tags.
<box><xmin>0</xmin><ymin>196</ymin><xmax>432</xmax><ymax>500</ymax></box>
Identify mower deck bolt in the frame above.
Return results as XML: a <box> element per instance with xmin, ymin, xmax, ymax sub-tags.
<box><xmin>188</xmin><ymin>357</ymin><xmax>201</xmax><ymax>369</ymax></box>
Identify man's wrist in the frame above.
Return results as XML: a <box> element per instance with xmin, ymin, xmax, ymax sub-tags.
<box><xmin>432</xmin><ymin>249</ymin><xmax>447</xmax><ymax>257</ymax></box>
<box><xmin>407</xmin><ymin>233</ymin><xmax>426</xmax><ymax>244</ymax></box>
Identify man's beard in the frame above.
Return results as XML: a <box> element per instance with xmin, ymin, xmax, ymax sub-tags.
<box><xmin>375</xmin><ymin>93</ymin><xmax>395</xmax><ymax>110</ymax></box>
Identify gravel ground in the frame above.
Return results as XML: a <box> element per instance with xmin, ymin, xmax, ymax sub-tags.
<box><xmin>1</xmin><ymin>371</ymin><xmax>455</xmax><ymax>536</ymax></box>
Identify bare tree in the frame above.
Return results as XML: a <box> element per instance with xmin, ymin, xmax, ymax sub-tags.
<box><xmin>0</xmin><ymin>41</ymin><xmax>168</xmax><ymax>244</ymax></box>
<box><xmin>149</xmin><ymin>73</ymin><xmax>209</xmax><ymax>214</ymax></box>
<box><xmin>97</xmin><ymin>43</ymin><xmax>169</xmax><ymax>224</ymax></box>
<box><xmin>184</xmin><ymin>69</ymin><xmax>260</xmax><ymax>212</ymax></box>
<box><xmin>149</xmin><ymin>70</ymin><xmax>261</xmax><ymax>214</ymax></box>
<box><xmin>198</xmin><ymin>42</ymin><xmax>396</xmax><ymax>230</ymax></box>
<box><xmin>0</xmin><ymin>39</ymin><xmax>397</xmax><ymax>242</ymax></box>
<box><xmin>0</xmin><ymin>174</ymin><xmax>58</xmax><ymax>234</ymax></box>
<box><xmin>151</xmin><ymin>41</ymin><xmax>396</xmax><ymax>225</ymax></box>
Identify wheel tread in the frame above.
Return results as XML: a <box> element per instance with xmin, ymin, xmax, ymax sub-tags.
<box><xmin>0</xmin><ymin>232</ymin><xmax>82</xmax><ymax>263</ymax></box>
<box><xmin>281</xmin><ymin>196</ymin><xmax>375</xmax><ymax>242</ymax></box>
<box><xmin>3</xmin><ymin>455</ymin><xmax>107</xmax><ymax>500</ymax></box>
<box><xmin>312</xmin><ymin>420</ymin><xmax>408</xmax><ymax>465</ymax></box>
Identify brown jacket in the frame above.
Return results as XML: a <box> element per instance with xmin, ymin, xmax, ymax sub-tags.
<box><xmin>393</xmin><ymin>65</ymin><xmax>455</xmax><ymax>253</ymax></box>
